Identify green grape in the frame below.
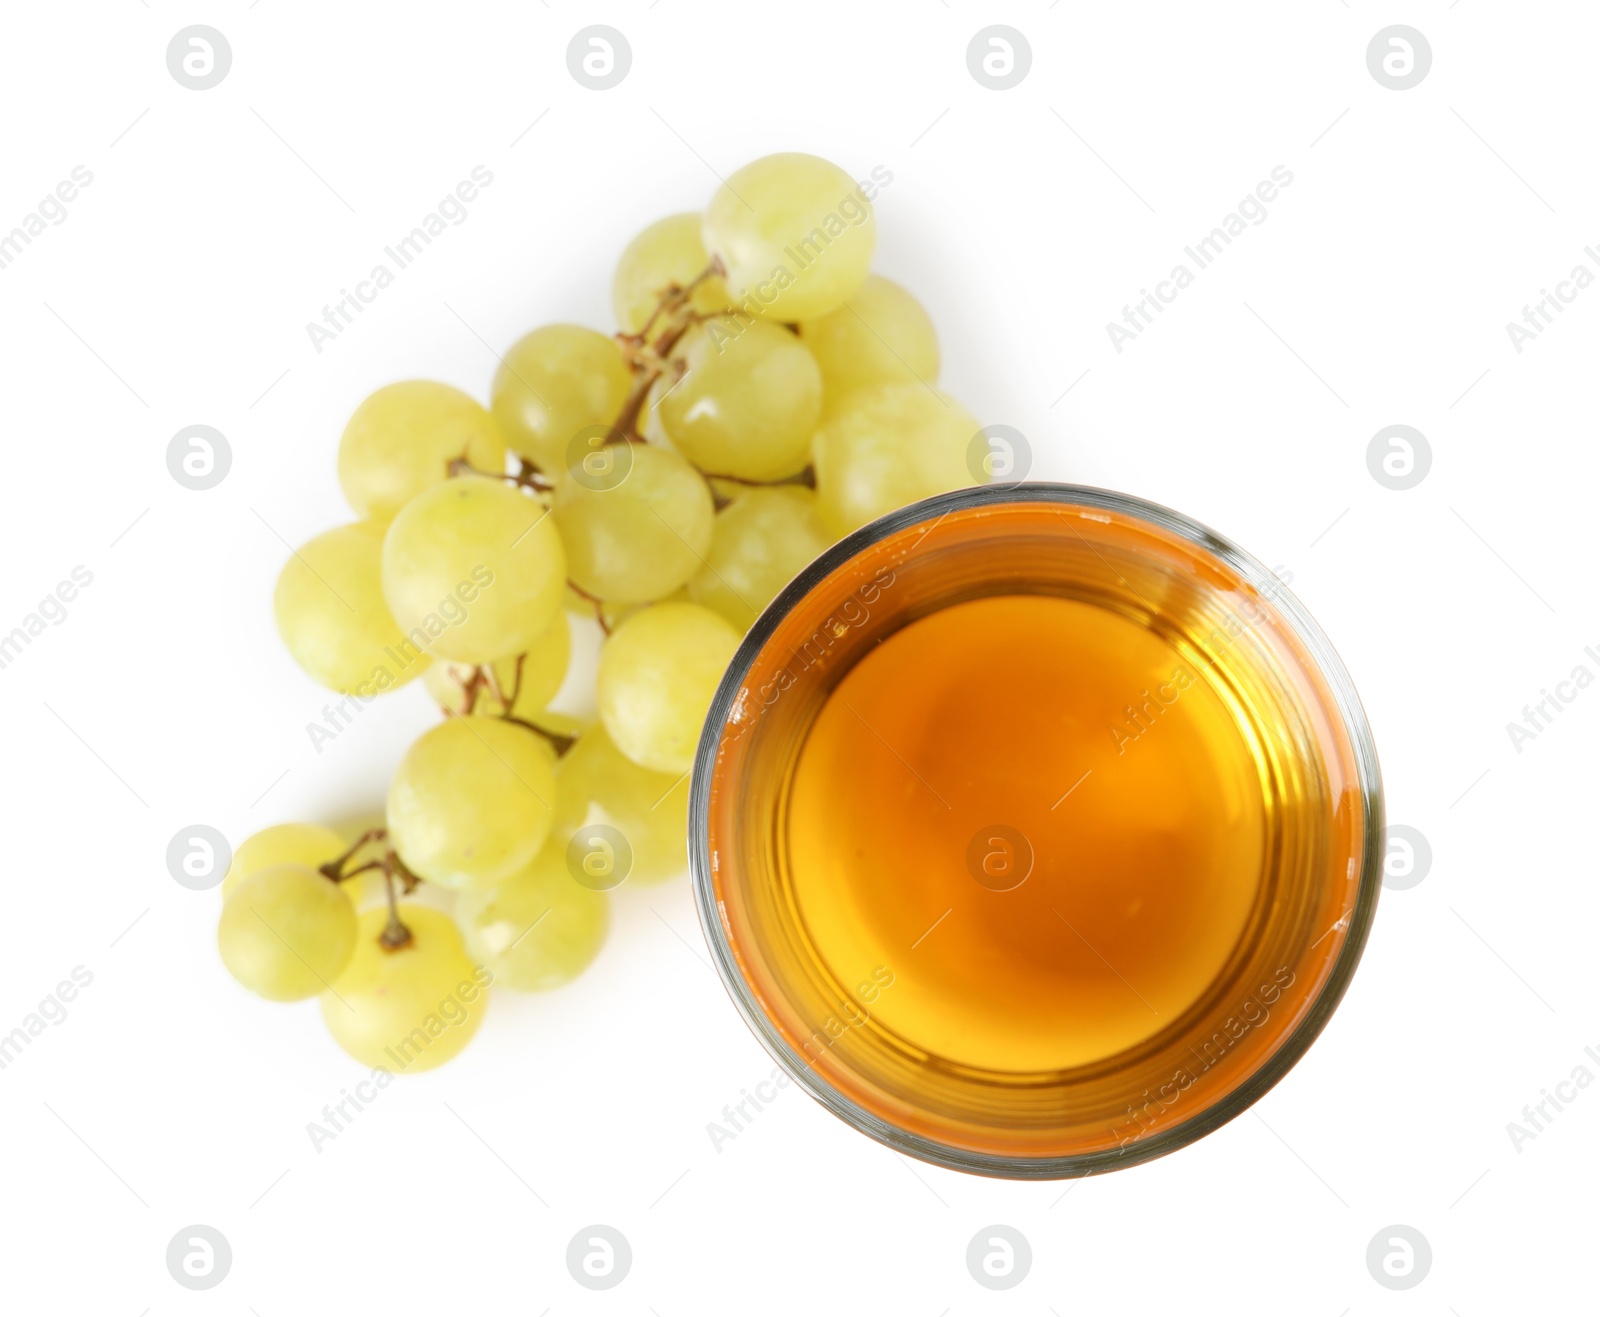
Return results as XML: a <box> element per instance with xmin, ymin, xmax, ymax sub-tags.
<box><xmin>387</xmin><ymin>716</ymin><xmax>556</xmax><ymax>890</ymax></box>
<box><xmin>812</xmin><ymin>383</ymin><xmax>982</xmax><ymax>535</ymax></box>
<box><xmin>552</xmin><ymin>727</ymin><xmax>690</xmax><ymax>886</ymax></box>
<box><xmin>657</xmin><ymin>320</ymin><xmax>823</xmax><ymax>480</ymax></box>
<box><xmin>381</xmin><ymin>476</ymin><xmax>565</xmax><ymax>664</ymax></box>
<box><xmin>274</xmin><ymin>521</ymin><xmax>427</xmax><ymax>695</ymax></box>
<box><xmin>222</xmin><ymin>822</ymin><xmax>356</xmax><ymax>902</ymax></box>
<box><xmin>322</xmin><ymin>905</ymin><xmax>489</xmax><ymax>1073</ymax></box>
<box><xmin>491</xmin><ymin>325</ymin><xmax>633</xmax><ymax>473</ymax></box>
<box><xmin>798</xmin><ymin>275</ymin><xmax>940</xmax><ymax>397</ymax></box>
<box><xmin>552</xmin><ymin>444</ymin><xmax>713</xmax><ymax>604</ymax></box>
<box><xmin>596</xmin><ymin>601</ymin><xmax>741</xmax><ymax>774</ymax></box>
<box><xmin>455</xmin><ymin>845</ymin><xmax>609</xmax><ymax>991</ymax></box>
<box><xmin>421</xmin><ymin>612</ymin><xmax>570</xmax><ymax>718</ymax></box>
<box><xmin>338</xmin><ymin>381</ymin><xmax>506</xmax><ymax>521</ymax></box>
<box><xmin>688</xmin><ymin>487</ymin><xmax>832</xmax><ymax>631</ymax></box>
<box><xmin>218</xmin><ymin>864</ymin><xmax>357</xmax><ymax>1002</ymax></box>
<box><xmin>613</xmin><ymin>213</ymin><xmax>730</xmax><ymax>334</ymax></box>
<box><xmin>702</xmin><ymin>153</ymin><xmax>876</xmax><ymax>322</ymax></box>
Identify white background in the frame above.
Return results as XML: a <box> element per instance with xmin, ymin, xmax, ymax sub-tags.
<box><xmin>1</xmin><ymin>2</ymin><xmax>1595</xmax><ymax>1312</ymax></box>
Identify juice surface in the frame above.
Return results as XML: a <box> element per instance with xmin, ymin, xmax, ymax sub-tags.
<box><xmin>786</xmin><ymin>593</ymin><xmax>1266</xmax><ymax>1073</ymax></box>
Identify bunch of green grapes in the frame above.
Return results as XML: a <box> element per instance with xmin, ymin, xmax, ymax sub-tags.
<box><xmin>228</xmin><ymin>151</ymin><xmax>991</xmax><ymax>1071</ymax></box>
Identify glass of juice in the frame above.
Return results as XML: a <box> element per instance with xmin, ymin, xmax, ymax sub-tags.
<box><xmin>689</xmin><ymin>484</ymin><xmax>1382</xmax><ymax>1177</ymax></box>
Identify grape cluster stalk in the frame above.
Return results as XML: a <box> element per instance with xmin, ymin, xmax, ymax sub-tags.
<box><xmin>222</xmin><ymin>151</ymin><xmax>994</xmax><ymax>1073</ymax></box>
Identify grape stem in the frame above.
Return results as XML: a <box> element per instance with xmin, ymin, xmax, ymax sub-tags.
<box><xmin>626</xmin><ymin>256</ymin><xmax>726</xmax><ymax>349</ymax></box>
<box><xmin>702</xmin><ymin>467</ymin><xmax>816</xmax><ymax>489</ymax></box>
<box><xmin>454</xmin><ymin>653</ymin><xmax>575</xmax><ymax>756</ymax></box>
<box><xmin>448</xmin><ymin>454</ymin><xmax>554</xmax><ymax>493</ymax></box>
<box><xmin>317</xmin><ymin>827</ymin><xmax>419</xmax><ymax>949</ymax></box>
<box><xmin>454</xmin><ymin>665</ymin><xmax>487</xmax><ymax>718</ymax></box>
<box><xmin>698</xmin><ymin>464</ymin><xmax>816</xmax><ymax>511</ymax></box>
<box><xmin>455</xmin><ymin>262</ymin><xmax>812</xmax><ymax>642</ymax></box>
<box><xmin>481</xmin><ymin>652</ymin><xmax>522</xmax><ymax>710</ymax></box>
<box><xmin>565</xmin><ymin>580</ymin><xmax>612</xmax><ymax>636</ymax></box>
<box><xmin>318</xmin><ymin>829</ymin><xmax>387</xmax><ymax>884</ymax></box>
<box><xmin>610</xmin><ymin>258</ymin><xmax>731</xmax><ymax>443</ymax></box>
<box><xmin>608</xmin><ymin>260</ymin><xmax>829</xmax><ymax>523</ymax></box>
<box><xmin>378</xmin><ymin>853</ymin><xmax>415</xmax><ymax>951</ymax></box>
<box><xmin>502</xmin><ymin>715</ymin><xmax>578</xmax><ymax>758</ymax></box>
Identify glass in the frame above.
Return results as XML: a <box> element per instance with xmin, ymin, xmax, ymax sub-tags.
<box><xmin>689</xmin><ymin>484</ymin><xmax>1382</xmax><ymax>1178</ymax></box>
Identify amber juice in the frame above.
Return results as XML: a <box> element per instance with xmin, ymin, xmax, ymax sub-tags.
<box><xmin>694</xmin><ymin>489</ymin><xmax>1380</xmax><ymax>1176</ymax></box>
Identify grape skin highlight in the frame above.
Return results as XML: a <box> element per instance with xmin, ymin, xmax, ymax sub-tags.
<box><xmin>657</xmin><ymin>320</ymin><xmax>823</xmax><ymax>481</ymax></box>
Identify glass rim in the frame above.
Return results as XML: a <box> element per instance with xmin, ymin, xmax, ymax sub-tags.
<box><xmin>688</xmin><ymin>481</ymin><xmax>1385</xmax><ymax>1180</ymax></box>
